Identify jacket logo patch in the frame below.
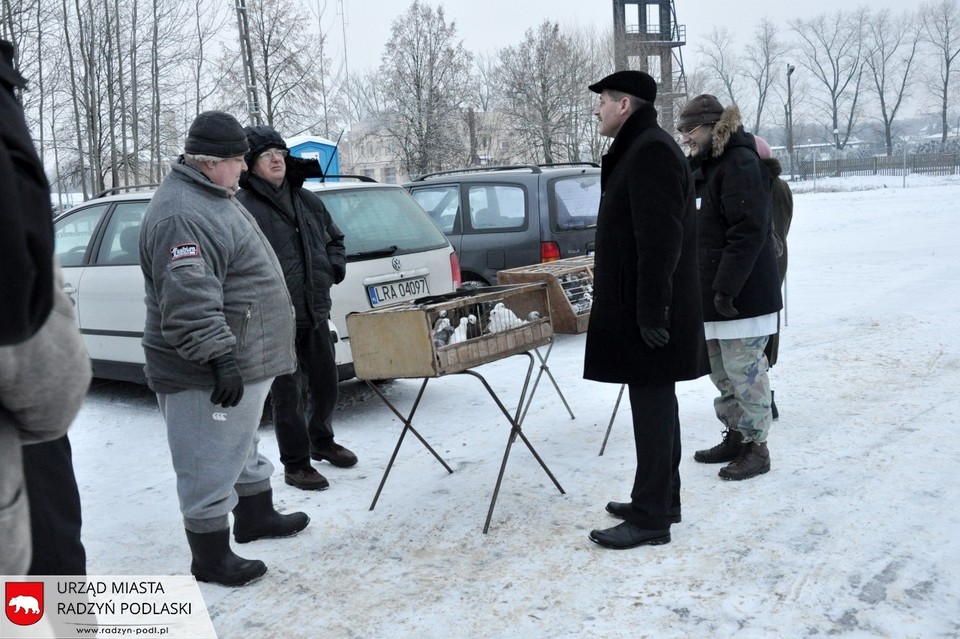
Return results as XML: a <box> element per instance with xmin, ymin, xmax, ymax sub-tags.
<box><xmin>170</xmin><ymin>243</ymin><xmax>200</xmax><ymax>261</ymax></box>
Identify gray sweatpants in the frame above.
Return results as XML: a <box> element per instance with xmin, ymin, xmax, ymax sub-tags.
<box><xmin>158</xmin><ymin>378</ymin><xmax>274</xmax><ymax>533</ymax></box>
<box><xmin>707</xmin><ymin>336</ymin><xmax>773</xmax><ymax>443</ymax></box>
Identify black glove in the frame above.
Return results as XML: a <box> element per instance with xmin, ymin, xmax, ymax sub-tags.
<box><xmin>714</xmin><ymin>292</ymin><xmax>739</xmax><ymax>318</ymax></box>
<box><xmin>639</xmin><ymin>325</ymin><xmax>670</xmax><ymax>348</ymax></box>
<box><xmin>210</xmin><ymin>353</ymin><xmax>244</xmax><ymax>407</ymax></box>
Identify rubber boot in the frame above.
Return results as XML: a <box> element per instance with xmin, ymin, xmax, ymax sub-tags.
<box><xmin>184</xmin><ymin>528</ymin><xmax>267</xmax><ymax>587</ymax></box>
<box><xmin>232</xmin><ymin>489</ymin><xmax>310</xmax><ymax>544</ymax></box>
<box><xmin>693</xmin><ymin>428</ymin><xmax>745</xmax><ymax>464</ymax></box>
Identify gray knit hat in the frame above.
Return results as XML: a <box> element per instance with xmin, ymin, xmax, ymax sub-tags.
<box><xmin>185</xmin><ymin>111</ymin><xmax>249</xmax><ymax>158</ymax></box>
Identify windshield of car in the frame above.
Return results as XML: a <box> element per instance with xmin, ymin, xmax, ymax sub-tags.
<box><xmin>551</xmin><ymin>175</ymin><xmax>600</xmax><ymax>230</ymax></box>
<box><xmin>314</xmin><ymin>186</ymin><xmax>449</xmax><ymax>260</ymax></box>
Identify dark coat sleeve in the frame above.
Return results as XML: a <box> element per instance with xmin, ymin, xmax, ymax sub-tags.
<box><xmin>324</xmin><ymin>210</ymin><xmax>347</xmax><ymax>284</ymax></box>
<box><xmin>712</xmin><ymin>147</ymin><xmax>773</xmax><ymax>298</ymax></box>
<box><xmin>0</xmin><ymin>48</ymin><xmax>54</xmax><ymax>345</ymax></box>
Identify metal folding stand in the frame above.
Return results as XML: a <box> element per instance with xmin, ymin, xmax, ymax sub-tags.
<box><xmin>365</xmin><ymin>351</ymin><xmax>566</xmax><ymax>533</ymax></box>
<box><xmin>598</xmin><ymin>383</ymin><xmax>627</xmax><ymax>456</ymax></box>
<box><xmin>518</xmin><ymin>339</ymin><xmax>575</xmax><ymax>425</ymax></box>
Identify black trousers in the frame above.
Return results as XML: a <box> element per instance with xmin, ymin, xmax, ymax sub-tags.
<box><xmin>22</xmin><ymin>434</ymin><xmax>86</xmax><ymax>575</ymax></box>
<box><xmin>271</xmin><ymin>322</ymin><xmax>339</xmax><ymax>471</ymax></box>
<box><xmin>627</xmin><ymin>383</ymin><xmax>681</xmax><ymax>530</ymax></box>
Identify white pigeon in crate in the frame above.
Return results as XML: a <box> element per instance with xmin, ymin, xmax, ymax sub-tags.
<box><xmin>450</xmin><ymin>317</ymin><xmax>469</xmax><ymax>344</ymax></box>
<box><xmin>486</xmin><ymin>302</ymin><xmax>526</xmax><ymax>333</ymax></box>
<box><xmin>466</xmin><ymin>314</ymin><xmax>482</xmax><ymax>339</ymax></box>
<box><xmin>433</xmin><ymin>317</ymin><xmax>455</xmax><ymax>347</ymax></box>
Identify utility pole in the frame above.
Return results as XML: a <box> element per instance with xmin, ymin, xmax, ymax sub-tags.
<box><xmin>786</xmin><ymin>63</ymin><xmax>795</xmax><ymax>180</ymax></box>
<box><xmin>235</xmin><ymin>0</ymin><xmax>262</xmax><ymax>125</ymax></box>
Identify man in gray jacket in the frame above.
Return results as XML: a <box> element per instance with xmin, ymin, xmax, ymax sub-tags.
<box><xmin>140</xmin><ymin>111</ymin><xmax>307</xmax><ymax>587</ymax></box>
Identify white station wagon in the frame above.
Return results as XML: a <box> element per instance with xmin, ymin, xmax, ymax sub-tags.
<box><xmin>53</xmin><ymin>179</ymin><xmax>462</xmax><ymax>383</ymax></box>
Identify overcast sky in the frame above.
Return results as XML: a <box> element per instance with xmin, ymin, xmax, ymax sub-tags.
<box><xmin>333</xmin><ymin>0</ymin><xmax>914</xmax><ymax>74</ymax></box>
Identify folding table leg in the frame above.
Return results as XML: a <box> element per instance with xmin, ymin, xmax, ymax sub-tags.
<box><xmin>365</xmin><ymin>378</ymin><xmax>453</xmax><ymax>511</ymax></box>
<box><xmin>462</xmin><ymin>353</ymin><xmax>565</xmax><ymax>533</ymax></box>
<box><xmin>598</xmin><ymin>383</ymin><xmax>627</xmax><ymax>456</ymax></box>
<box><xmin>518</xmin><ymin>340</ymin><xmax>576</xmax><ymax>425</ymax></box>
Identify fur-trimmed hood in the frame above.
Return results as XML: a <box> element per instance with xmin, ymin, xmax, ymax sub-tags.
<box><xmin>709</xmin><ymin>105</ymin><xmax>744</xmax><ymax>159</ymax></box>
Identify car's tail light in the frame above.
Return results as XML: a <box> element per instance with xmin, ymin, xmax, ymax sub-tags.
<box><xmin>449</xmin><ymin>251</ymin><xmax>462</xmax><ymax>289</ymax></box>
<box><xmin>541</xmin><ymin>241</ymin><xmax>561</xmax><ymax>263</ymax></box>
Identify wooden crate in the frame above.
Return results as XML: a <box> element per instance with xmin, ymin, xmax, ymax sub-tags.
<box><xmin>346</xmin><ymin>283</ymin><xmax>553</xmax><ymax>379</ymax></box>
<box><xmin>497</xmin><ymin>256</ymin><xmax>594</xmax><ymax>334</ymax></box>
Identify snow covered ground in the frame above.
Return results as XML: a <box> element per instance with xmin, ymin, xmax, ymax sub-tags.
<box><xmin>72</xmin><ymin>175</ymin><xmax>960</xmax><ymax>638</ymax></box>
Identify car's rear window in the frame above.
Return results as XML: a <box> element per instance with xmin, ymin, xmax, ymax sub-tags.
<box><xmin>314</xmin><ymin>186</ymin><xmax>449</xmax><ymax>258</ymax></box>
<box><xmin>551</xmin><ymin>175</ymin><xmax>600</xmax><ymax>230</ymax></box>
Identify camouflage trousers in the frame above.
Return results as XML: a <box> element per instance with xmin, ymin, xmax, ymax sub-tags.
<box><xmin>707</xmin><ymin>336</ymin><xmax>773</xmax><ymax>443</ymax></box>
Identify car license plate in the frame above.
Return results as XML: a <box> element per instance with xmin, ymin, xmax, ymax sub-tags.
<box><xmin>367</xmin><ymin>277</ymin><xmax>430</xmax><ymax>307</ymax></box>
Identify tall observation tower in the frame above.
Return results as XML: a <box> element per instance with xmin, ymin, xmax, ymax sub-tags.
<box><xmin>612</xmin><ymin>0</ymin><xmax>687</xmax><ymax>129</ymax></box>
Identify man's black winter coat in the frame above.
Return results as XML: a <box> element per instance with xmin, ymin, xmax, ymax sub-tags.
<box><xmin>237</xmin><ymin>172</ymin><xmax>346</xmax><ymax>329</ymax></box>
<box><xmin>584</xmin><ymin>103</ymin><xmax>709</xmax><ymax>385</ymax></box>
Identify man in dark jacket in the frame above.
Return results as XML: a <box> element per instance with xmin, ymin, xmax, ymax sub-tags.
<box><xmin>584</xmin><ymin>71</ymin><xmax>709</xmax><ymax>549</ymax></box>
<box><xmin>678</xmin><ymin>95</ymin><xmax>783</xmax><ymax>480</ymax></box>
<box><xmin>237</xmin><ymin>125</ymin><xmax>355</xmax><ymax>492</ymax></box>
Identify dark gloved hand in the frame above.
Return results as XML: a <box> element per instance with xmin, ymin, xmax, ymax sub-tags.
<box><xmin>714</xmin><ymin>292</ymin><xmax>739</xmax><ymax>318</ymax></box>
<box><xmin>332</xmin><ymin>263</ymin><xmax>346</xmax><ymax>285</ymax></box>
<box><xmin>210</xmin><ymin>353</ymin><xmax>244</xmax><ymax>407</ymax></box>
<box><xmin>639</xmin><ymin>325</ymin><xmax>670</xmax><ymax>348</ymax></box>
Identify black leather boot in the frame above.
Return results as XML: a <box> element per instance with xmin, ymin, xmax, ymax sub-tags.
<box><xmin>184</xmin><ymin>528</ymin><xmax>267</xmax><ymax>587</ymax></box>
<box><xmin>718</xmin><ymin>441</ymin><xmax>771</xmax><ymax>480</ymax></box>
<box><xmin>232</xmin><ymin>489</ymin><xmax>310</xmax><ymax>544</ymax></box>
<box><xmin>605</xmin><ymin>501</ymin><xmax>682</xmax><ymax>524</ymax></box>
<box><xmin>589</xmin><ymin>521</ymin><xmax>671</xmax><ymax>549</ymax></box>
<box><xmin>694</xmin><ymin>429</ymin><xmax>745</xmax><ymax>463</ymax></box>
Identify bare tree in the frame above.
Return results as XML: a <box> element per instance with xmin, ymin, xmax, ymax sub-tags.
<box><xmin>379</xmin><ymin>1</ymin><xmax>472</xmax><ymax>176</ymax></box>
<box><xmin>921</xmin><ymin>0</ymin><xmax>960</xmax><ymax>146</ymax></box>
<box><xmin>218</xmin><ymin>0</ymin><xmax>328</xmax><ymax>134</ymax></box>
<box><xmin>496</xmin><ymin>21</ymin><xmax>581</xmax><ymax>164</ymax></box>
<box><xmin>696</xmin><ymin>27</ymin><xmax>741</xmax><ymax>107</ymax></box>
<box><xmin>306</xmin><ymin>0</ymin><xmax>348</xmax><ymax>139</ymax></box>
<box><xmin>741</xmin><ymin>18</ymin><xmax>788</xmax><ymax>136</ymax></box>
<box><xmin>571</xmin><ymin>24</ymin><xmax>614</xmax><ymax>164</ymax></box>
<box><xmin>186</xmin><ymin>0</ymin><xmax>229</xmax><ymax>118</ymax></box>
<box><xmin>470</xmin><ymin>52</ymin><xmax>498</xmax><ymax>113</ymax></box>
<box><xmin>865</xmin><ymin>8</ymin><xmax>922</xmax><ymax>155</ymax></box>
<box><xmin>791</xmin><ymin>8</ymin><xmax>868</xmax><ymax>149</ymax></box>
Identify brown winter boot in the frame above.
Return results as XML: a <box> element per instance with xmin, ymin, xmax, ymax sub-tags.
<box><xmin>718</xmin><ymin>441</ymin><xmax>771</xmax><ymax>481</ymax></box>
<box><xmin>694</xmin><ymin>429</ymin><xmax>745</xmax><ymax>464</ymax></box>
